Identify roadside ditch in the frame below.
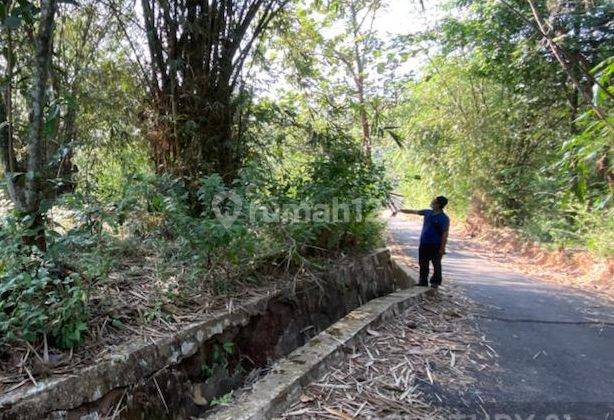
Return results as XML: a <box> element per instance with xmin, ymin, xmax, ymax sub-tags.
<box><xmin>0</xmin><ymin>249</ymin><xmax>413</xmax><ymax>419</ymax></box>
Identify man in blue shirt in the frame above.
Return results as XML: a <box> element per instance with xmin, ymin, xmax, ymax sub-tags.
<box><xmin>395</xmin><ymin>196</ymin><xmax>450</xmax><ymax>288</ymax></box>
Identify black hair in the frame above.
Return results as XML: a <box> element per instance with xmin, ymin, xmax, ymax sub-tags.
<box><xmin>436</xmin><ymin>196</ymin><xmax>448</xmax><ymax>209</ymax></box>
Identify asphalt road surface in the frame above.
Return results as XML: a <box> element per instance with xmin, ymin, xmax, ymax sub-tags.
<box><xmin>388</xmin><ymin>216</ymin><xmax>614</xmax><ymax>420</ymax></box>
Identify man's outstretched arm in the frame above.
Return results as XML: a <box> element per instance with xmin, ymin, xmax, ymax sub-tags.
<box><xmin>394</xmin><ymin>209</ymin><xmax>424</xmax><ymax>215</ymax></box>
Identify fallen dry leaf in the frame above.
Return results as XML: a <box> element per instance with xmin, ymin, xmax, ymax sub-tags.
<box><xmin>299</xmin><ymin>394</ymin><xmax>314</xmax><ymax>403</ymax></box>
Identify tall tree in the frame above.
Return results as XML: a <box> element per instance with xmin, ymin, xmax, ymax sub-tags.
<box><xmin>274</xmin><ymin>0</ymin><xmax>399</xmax><ymax>158</ymax></box>
<box><xmin>138</xmin><ymin>0</ymin><xmax>288</xmax><ymax>183</ymax></box>
<box><xmin>331</xmin><ymin>0</ymin><xmax>382</xmax><ymax>156</ymax></box>
<box><xmin>1</xmin><ymin>0</ymin><xmax>57</xmax><ymax>250</ymax></box>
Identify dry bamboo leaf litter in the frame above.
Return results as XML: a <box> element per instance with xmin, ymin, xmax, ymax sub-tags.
<box><xmin>0</xmin><ymin>247</ymin><xmax>306</xmax><ymax>389</ymax></box>
<box><xmin>281</xmin><ymin>288</ymin><xmax>496</xmax><ymax>419</ymax></box>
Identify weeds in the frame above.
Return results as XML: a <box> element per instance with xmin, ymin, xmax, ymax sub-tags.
<box><xmin>0</xmin><ymin>215</ymin><xmax>88</xmax><ymax>350</ymax></box>
<box><xmin>0</xmin><ymin>140</ymin><xmax>391</xmax><ymax>358</ymax></box>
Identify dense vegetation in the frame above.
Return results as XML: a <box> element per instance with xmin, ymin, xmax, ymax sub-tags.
<box><xmin>390</xmin><ymin>0</ymin><xmax>613</xmax><ymax>254</ymax></box>
<box><xmin>0</xmin><ymin>0</ymin><xmax>611</xmax><ymax>357</ymax></box>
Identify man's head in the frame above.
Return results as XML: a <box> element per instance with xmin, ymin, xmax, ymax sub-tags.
<box><xmin>430</xmin><ymin>196</ymin><xmax>448</xmax><ymax>211</ymax></box>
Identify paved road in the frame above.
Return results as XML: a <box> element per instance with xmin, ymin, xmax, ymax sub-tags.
<box><xmin>388</xmin><ymin>217</ymin><xmax>614</xmax><ymax>420</ymax></box>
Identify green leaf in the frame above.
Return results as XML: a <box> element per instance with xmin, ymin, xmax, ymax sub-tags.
<box><xmin>4</xmin><ymin>15</ymin><xmax>21</xmax><ymax>29</ymax></box>
<box><xmin>44</xmin><ymin>103</ymin><xmax>61</xmax><ymax>137</ymax></box>
<box><xmin>111</xmin><ymin>319</ymin><xmax>124</xmax><ymax>329</ymax></box>
<box><xmin>223</xmin><ymin>341</ymin><xmax>234</xmax><ymax>354</ymax></box>
<box><xmin>387</xmin><ymin>130</ymin><xmax>405</xmax><ymax>148</ymax></box>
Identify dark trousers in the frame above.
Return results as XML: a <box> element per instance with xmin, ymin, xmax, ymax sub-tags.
<box><xmin>419</xmin><ymin>244</ymin><xmax>442</xmax><ymax>286</ymax></box>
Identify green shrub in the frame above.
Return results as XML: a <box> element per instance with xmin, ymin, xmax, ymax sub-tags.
<box><xmin>0</xmin><ymin>140</ymin><xmax>392</xmax><ymax>354</ymax></box>
<box><xmin>0</xmin><ymin>216</ymin><xmax>88</xmax><ymax>349</ymax></box>
<box><xmin>291</xmin><ymin>137</ymin><xmax>392</xmax><ymax>251</ymax></box>
<box><xmin>115</xmin><ymin>142</ymin><xmax>391</xmax><ymax>267</ymax></box>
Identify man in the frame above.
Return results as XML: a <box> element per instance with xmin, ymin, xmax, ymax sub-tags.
<box><xmin>394</xmin><ymin>196</ymin><xmax>450</xmax><ymax>288</ymax></box>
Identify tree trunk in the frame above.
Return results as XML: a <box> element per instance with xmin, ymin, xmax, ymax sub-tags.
<box><xmin>349</xmin><ymin>2</ymin><xmax>372</xmax><ymax>159</ymax></box>
<box><xmin>24</xmin><ymin>0</ymin><xmax>57</xmax><ymax>250</ymax></box>
<box><xmin>199</xmin><ymin>99</ymin><xmax>237</xmax><ymax>183</ymax></box>
<box><xmin>139</xmin><ymin>0</ymin><xmax>286</xmax><ymax>184</ymax></box>
<box><xmin>356</xmin><ymin>78</ymin><xmax>371</xmax><ymax>157</ymax></box>
<box><xmin>0</xmin><ymin>0</ymin><xmax>57</xmax><ymax>251</ymax></box>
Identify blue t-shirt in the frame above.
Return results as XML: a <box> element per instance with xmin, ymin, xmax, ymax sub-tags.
<box><xmin>418</xmin><ymin>210</ymin><xmax>450</xmax><ymax>246</ymax></box>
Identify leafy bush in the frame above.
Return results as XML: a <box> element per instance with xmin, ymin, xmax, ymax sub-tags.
<box><xmin>0</xmin><ymin>128</ymin><xmax>392</xmax><ymax>354</ymax></box>
<box><xmin>0</xmin><ymin>215</ymin><xmax>88</xmax><ymax>350</ymax></box>
<box><xmin>290</xmin><ymin>136</ymin><xmax>392</xmax><ymax>251</ymax></box>
<box><xmin>111</xmin><ymin>139</ymin><xmax>391</xmax><ymax>267</ymax></box>
<box><xmin>125</xmin><ymin>173</ymin><xmax>260</xmax><ymax>267</ymax></box>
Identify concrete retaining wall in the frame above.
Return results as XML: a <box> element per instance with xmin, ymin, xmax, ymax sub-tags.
<box><xmin>0</xmin><ymin>248</ymin><xmax>413</xmax><ymax>419</ymax></box>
